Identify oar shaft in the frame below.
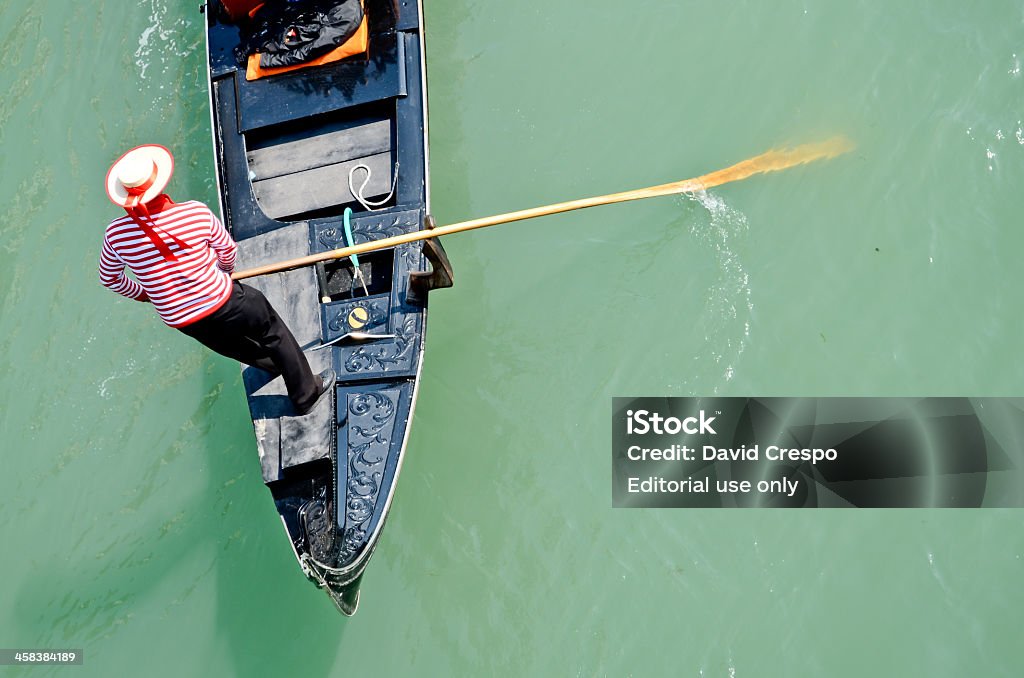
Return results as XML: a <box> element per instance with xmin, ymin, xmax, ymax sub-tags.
<box><xmin>232</xmin><ymin>137</ymin><xmax>851</xmax><ymax>281</ymax></box>
<box><xmin>232</xmin><ymin>182</ymin><xmax>704</xmax><ymax>280</ymax></box>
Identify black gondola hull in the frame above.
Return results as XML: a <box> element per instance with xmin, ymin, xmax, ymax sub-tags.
<box><xmin>204</xmin><ymin>0</ymin><xmax>436</xmax><ymax>615</ymax></box>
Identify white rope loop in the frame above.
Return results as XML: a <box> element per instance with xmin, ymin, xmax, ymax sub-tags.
<box><xmin>348</xmin><ymin>162</ymin><xmax>400</xmax><ymax>212</ymax></box>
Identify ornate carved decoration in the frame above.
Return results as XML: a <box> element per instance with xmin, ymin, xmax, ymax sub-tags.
<box><xmin>343</xmin><ymin>315</ymin><xmax>418</xmax><ymax>373</ymax></box>
<box><xmin>317</xmin><ymin>215</ymin><xmax>411</xmax><ymax>251</ymax></box>
<box><xmin>338</xmin><ymin>391</ymin><xmax>398</xmax><ymax>564</ymax></box>
<box><xmin>298</xmin><ymin>488</ymin><xmax>335</xmax><ymax>565</ymax></box>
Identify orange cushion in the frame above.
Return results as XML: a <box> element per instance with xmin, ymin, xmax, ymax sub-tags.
<box><xmin>245</xmin><ymin>11</ymin><xmax>368</xmax><ymax>81</ymax></box>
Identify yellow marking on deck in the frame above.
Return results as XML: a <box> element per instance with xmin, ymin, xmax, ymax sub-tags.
<box><xmin>348</xmin><ymin>307</ymin><xmax>369</xmax><ymax>328</ymax></box>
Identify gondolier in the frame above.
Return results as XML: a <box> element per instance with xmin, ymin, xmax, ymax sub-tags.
<box><xmin>99</xmin><ymin>144</ymin><xmax>335</xmax><ymax>415</ymax></box>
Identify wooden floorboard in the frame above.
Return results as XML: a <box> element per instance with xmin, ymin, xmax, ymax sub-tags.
<box><xmin>247</xmin><ymin>119</ymin><xmax>391</xmax><ymax>182</ymax></box>
<box><xmin>252</xmin><ymin>151</ymin><xmax>392</xmax><ymax>219</ymax></box>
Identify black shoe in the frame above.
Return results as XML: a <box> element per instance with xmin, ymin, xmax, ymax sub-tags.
<box><xmin>296</xmin><ymin>369</ymin><xmax>336</xmax><ymax>416</ymax></box>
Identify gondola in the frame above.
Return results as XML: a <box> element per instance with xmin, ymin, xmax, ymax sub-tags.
<box><xmin>202</xmin><ymin>0</ymin><xmax>451</xmax><ymax>615</ymax></box>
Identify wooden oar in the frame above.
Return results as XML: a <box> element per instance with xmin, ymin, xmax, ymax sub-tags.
<box><xmin>232</xmin><ymin>137</ymin><xmax>852</xmax><ymax>281</ymax></box>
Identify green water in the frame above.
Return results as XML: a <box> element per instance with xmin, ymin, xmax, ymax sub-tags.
<box><xmin>2</xmin><ymin>0</ymin><xmax>1023</xmax><ymax>675</ymax></box>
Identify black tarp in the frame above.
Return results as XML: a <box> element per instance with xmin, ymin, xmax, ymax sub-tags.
<box><xmin>228</xmin><ymin>0</ymin><xmax>364</xmax><ymax>68</ymax></box>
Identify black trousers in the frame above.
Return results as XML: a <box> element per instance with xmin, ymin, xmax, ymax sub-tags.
<box><xmin>178</xmin><ymin>282</ymin><xmax>320</xmax><ymax>411</ymax></box>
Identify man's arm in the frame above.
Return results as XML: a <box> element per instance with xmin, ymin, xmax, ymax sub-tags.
<box><xmin>208</xmin><ymin>212</ymin><xmax>237</xmax><ymax>273</ymax></box>
<box><xmin>98</xmin><ymin>234</ymin><xmax>149</xmax><ymax>302</ymax></box>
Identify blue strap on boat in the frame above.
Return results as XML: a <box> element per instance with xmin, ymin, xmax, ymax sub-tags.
<box><xmin>343</xmin><ymin>207</ymin><xmax>369</xmax><ymax>296</ymax></box>
<box><xmin>343</xmin><ymin>207</ymin><xmax>359</xmax><ymax>267</ymax></box>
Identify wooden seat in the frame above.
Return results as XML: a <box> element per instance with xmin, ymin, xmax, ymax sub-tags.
<box><xmin>247</xmin><ymin>117</ymin><xmax>394</xmax><ymax>219</ymax></box>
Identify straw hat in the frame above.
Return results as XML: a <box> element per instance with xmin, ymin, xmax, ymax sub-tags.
<box><xmin>105</xmin><ymin>145</ymin><xmax>174</xmax><ymax>207</ymax></box>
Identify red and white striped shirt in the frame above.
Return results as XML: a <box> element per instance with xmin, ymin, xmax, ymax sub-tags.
<box><xmin>99</xmin><ymin>199</ymin><xmax>237</xmax><ymax>327</ymax></box>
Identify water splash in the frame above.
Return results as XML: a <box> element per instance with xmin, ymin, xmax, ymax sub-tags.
<box><xmin>683</xmin><ymin>190</ymin><xmax>754</xmax><ymax>391</ymax></box>
<box><xmin>133</xmin><ymin>0</ymin><xmax>199</xmax><ymax>109</ymax></box>
<box><xmin>97</xmin><ymin>358</ymin><xmax>139</xmax><ymax>399</ymax></box>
